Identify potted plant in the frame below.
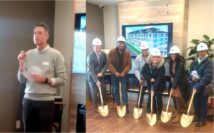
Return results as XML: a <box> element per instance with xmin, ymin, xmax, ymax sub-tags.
<box><xmin>185</xmin><ymin>35</ymin><xmax>214</xmax><ymax>72</ymax></box>
<box><xmin>187</xmin><ymin>34</ymin><xmax>214</xmax><ymax>60</ymax></box>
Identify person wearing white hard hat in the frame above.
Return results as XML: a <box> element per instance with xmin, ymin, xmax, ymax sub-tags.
<box><xmin>190</xmin><ymin>42</ymin><xmax>213</xmax><ymax>127</ymax></box>
<box><xmin>87</xmin><ymin>38</ymin><xmax>108</xmax><ymax>110</ymax></box>
<box><xmin>108</xmin><ymin>36</ymin><xmax>131</xmax><ymax>114</ymax></box>
<box><xmin>141</xmin><ymin>48</ymin><xmax>165</xmax><ymax>120</ymax></box>
<box><xmin>169</xmin><ymin>45</ymin><xmax>189</xmax><ymax>123</ymax></box>
<box><xmin>133</xmin><ymin>41</ymin><xmax>150</xmax><ymax>109</ymax></box>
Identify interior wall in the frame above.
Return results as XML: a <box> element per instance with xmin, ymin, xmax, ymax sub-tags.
<box><xmin>187</xmin><ymin>0</ymin><xmax>214</xmax><ymax>47</ymax></box>
<box><xmin>103</xmin><ymin>4</ymin><xmax>119</xmax><ymax>49</ymax></box>
<box><xmin>0</xmin><ymin>1</ymin><xmax>55</xmax><ymax>131</ymax></box>
<box><xmin>54</xmin><ymin>1</ymin><xmax>75</xmax><ymax>132</ymax></box>
<box><xmin>118</xmin><ymin>0</ymin><xmax>189</xmax><ymax>55</ymax></box>
<box><xmin>71</xmin><ymin>0</ymin><xmax>86</xmax><ymax>132</ymax></box>
<box><xmin>86</xmin><ymin>2</ymin><xmax>104</xmax><ymax>55</ymax></box>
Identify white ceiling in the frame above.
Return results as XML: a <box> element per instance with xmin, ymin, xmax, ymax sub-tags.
<box><xmin>87</xmin><ymin>0</ymin><xmax>118</xmax><ymax>6</ymax></box>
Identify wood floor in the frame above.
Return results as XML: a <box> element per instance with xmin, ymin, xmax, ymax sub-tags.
<box><xmin>86</xmin><ymin>94</ymin><xmax>214</xmax><ymax>133</ymax></box>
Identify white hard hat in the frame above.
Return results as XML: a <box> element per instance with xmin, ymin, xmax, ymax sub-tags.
<box><xmin>197</xmin><ymin>42</ymin><xmax>208</xmax><ymax>51</ymax></box>
<box><xmin>117</xmin><ymin>36</ymin><xmax>126</xmax><ymax>42</ymax></box>
<box><xmin>150</xmin><ymin>48</ymin><xmax>161</xmax><ymax>56</ymax></box>
<box><xmin>140</xmin><ymin>41</ymin><xmax>149</xmax><ymax>50</ymax></box>
<box><xmin>169</xmin><ymin>45</ymin><xmax>180</xmax><ymax>54</ymax></box>
<box><xmin>92</xmin><ymin>38</ymin><xmax>102</xmax><ymax>46</ymax></box>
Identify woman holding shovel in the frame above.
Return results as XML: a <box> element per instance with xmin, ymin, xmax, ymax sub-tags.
<box><xmin>168</xmin><ymin>45</ymin><xmax>189</xmax><ymax>123</ymax></box>
<box><xmin>141</xmin><ymin>48</ymin><xmax>165</xmax><ymax>120</ymax></box>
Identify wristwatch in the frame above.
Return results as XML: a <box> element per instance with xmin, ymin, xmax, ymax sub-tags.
<box><xmin>44</xmin><ymin>77</ymin><xmax>49</xmax><ymax>84</ymax></box>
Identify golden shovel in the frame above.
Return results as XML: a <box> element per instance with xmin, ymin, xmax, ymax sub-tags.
<box><xmin>117</xmin><ymin>81</ymin><xmax>126</xmax><ymax>117</ymax></box>
<box><xmin>146</xmin><ymin>87</ymin><xmax>157</xmax><ymax>126</ymax></box>
<box><xmin>180</xmin><ymin>90</ymin><xmax>196</xmax><ymax>128</ymax></box>
<box><xmin>161</xmin><ymin>89</ymin><xmax>173</xmax><ymax>123</ymax></box>
<box><xmin>133</xmin><ymin>85</ymin><xmax>143</xmax><ymax>119</ymax></box>
<box><xmin>97</xmin><ymin>85</ymin><xmax>109</xmax><ymax>117</ymax></box>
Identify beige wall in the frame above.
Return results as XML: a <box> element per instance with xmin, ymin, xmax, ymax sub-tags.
<box><xmin>74</xmin><ymin>0</ymin><xmax>86</xmax><ymax>13</ymax></box>
<box><xmin>187</xmin><ymin>0</ymin><xmax>214</xmax><ymax>47</ymax></box>
<box><xmin>86</xmin><ymin>3</ymin><xmax>104</xmax><ymax>55</ymax></box>
<box><xmin>54</xmin><ymin>1</ymin><xmax>74</xmax><ymax>132</ymax></box>
<box><xmin>103</xmin><ymin>5</ymin><xmax>119</xmax><ymax>49</ymax></box>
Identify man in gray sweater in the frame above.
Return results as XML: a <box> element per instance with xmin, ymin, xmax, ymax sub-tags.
<box><xmin>17</xmin><ymin>23</ymin><xmax>67</xmax><ymax>132</ymax></box>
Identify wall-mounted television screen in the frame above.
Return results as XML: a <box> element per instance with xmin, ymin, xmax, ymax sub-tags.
<box><xmin>122</xmin><ymin>23</ymin><xmax>173</xmax><ymax>57</ymax></box>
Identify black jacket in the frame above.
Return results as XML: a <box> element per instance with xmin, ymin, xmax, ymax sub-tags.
<box><xmin>170</xmin><ymin>61</ymin><xmax>189</xmax><ymax>102</ymax></box>
<box><xmin>141</xmin><ymin>56</ymin><xmax>165</xmax><ymax>92</ymax></box>
<box><xmin>190</xmin><ymin>57</ymin><xmax>213</xmax><ymax>93</ymax></box>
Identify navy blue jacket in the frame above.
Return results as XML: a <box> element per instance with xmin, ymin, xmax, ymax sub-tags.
<box><xmin>190</xmin><ymin>57</ymin><xmax>213</xmax><ymax>93</ymax></box>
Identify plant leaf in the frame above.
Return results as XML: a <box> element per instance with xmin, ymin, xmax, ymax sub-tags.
<box><xmin>186</xmin><ymin>56</ymin><xmax>196</xmax><ymax>60</ymax></box>
<box><xmin>203</xmin><ymin>34</ymin><xmax>210</xmax><ymax>41</ymax></box>
<box><xmin>189</xmin><ymin>48</ymin><xmax>196</xmax><ymax>56</ymax></box>
<box><xmin>191</xmin><ymin>39</ymin><xmax>200</xmax><ymax>45</ymax></box>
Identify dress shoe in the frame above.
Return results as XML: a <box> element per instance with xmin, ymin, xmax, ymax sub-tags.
<box><xmin>195</xmin><ymin>121</ymin><xmax>206</xmax><ymax>127</ymax></box>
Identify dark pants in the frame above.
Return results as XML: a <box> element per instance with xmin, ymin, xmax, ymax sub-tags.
<box><xmin>136</xmin><ymin>86</ymin><xmax>147</xmax><ymax>108</ymax></box>
<box><xmin>194</xmin><ymin>91</ymin><xmax>208</xmax><ymax>122</ymax></box>
<box><xmin>147</xmin><ymin>92</ymin><xmax>162</xmax><ymax>117</ymax></box>
<box><xmin>111</xmin><ymin>75</ymin><xmax>128</xmax><ymax>105</ymax></box>
<box><xmin>23</xmin><ymin>98</ymin><xmax>54</xmax><ymax>132</ymax></box>
<box><xmin>88</xmin><ymin>80</ymin><xmax>107</xmax><ymax>109</ymax></box>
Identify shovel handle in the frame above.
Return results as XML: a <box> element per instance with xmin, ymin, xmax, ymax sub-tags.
<box><xmin>166</xmin><ymin>89</ymin><xmax>173</xmax><ymax>111</ymax></box>
<box><xmin>187</xmin><ymin>90</ymin><xmax>196</xmax><ymax>115</ymax></box>
<box><xmin>98</xmin><ymin>85</ymin><xmax>104</xmax><ymax>106</ymax></box>
<box><xmin>119</xmin><ymin>81</ymin><xmax>123</xmax><ymax>106</ymax></box>
<box><xmin>150</xmin><ymin>84</ymin><xmax>154</xmax><ymax>114</ymax></box>
<box><xmin>137</xmin><ymin>85</ymin><xmax>143</xmax><ymax>108</ymax></box>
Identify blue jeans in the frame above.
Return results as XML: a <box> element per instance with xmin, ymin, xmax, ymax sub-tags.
<box><xmin>111</xmin><ymin>75</ymin><xmax>128</xmax><ymax>105</ymax></box>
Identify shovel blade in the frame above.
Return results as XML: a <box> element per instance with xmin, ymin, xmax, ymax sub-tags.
<box><xmin>133</xmin><ymin>107</ymin><xmax>143</xmax><ymax>119</ymax></box>
<box><xmin>161</xmin><ymin>111</ymin><xmax>172</xmax><ymax>123</ymax></box>
<box><xmin>117</xmin><ymin>106</ymin><xmax>126</xmax><ymax>118</ymax></box>
<box><xmin>146</xmin><ymin>113</ymin><xmax>157</xmax><ymax>126</ymax></box>
<box><xmin>98</xmin><ymin>105</ymin><xmax>109</xmax><ymax>117</ymax></box>
<box><xmin>180</xmin><ymin>114</ymin><xmax>194</xmax><ymax>128</ymax></box>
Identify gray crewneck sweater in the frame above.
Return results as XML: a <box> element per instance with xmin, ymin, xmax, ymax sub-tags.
<box><xmin>17</xmin><ymin>45</ymin><xmax>67</xmax><ymax>101</ymax></box>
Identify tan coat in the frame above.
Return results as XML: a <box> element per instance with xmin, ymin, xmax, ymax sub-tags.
<box><xmin>108</xmin><ymin>48</ymin><xmax>131</xmax><ymax>75</ymax></box>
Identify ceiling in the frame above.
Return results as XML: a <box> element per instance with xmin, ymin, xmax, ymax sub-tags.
<box><xmin>87</xmin><ymin>0</ymin><xmax>118</xmax><ymax>6</ymax></box>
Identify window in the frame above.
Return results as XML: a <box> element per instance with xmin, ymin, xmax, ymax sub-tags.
<box><xmin>72</xmin><ymin>13</ymin><xmax>86</xmax><ymax>73</ymax></box>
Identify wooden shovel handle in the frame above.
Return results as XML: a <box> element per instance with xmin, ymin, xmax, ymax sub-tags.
<box><xmin>150</xmin><ymin>84</ymin><xmax>154</xmax><ymax>114</ymax></box>
<box><xmin>187</xmin><ymin>90</ymin><xmax>196</xmax><ymax>115</ymax></box>
<box><xmin>166</xmin><ymin>89</ymin><xmax>173</xmax><ymax>111</ymax></box>
<box><xmin>98</xmin><ymin>85</ymin><xmax>104</xmax><ymax>106</ymax></box>
<box><xmin>119</xmin><ymin>81</ymin><xmax>123</xmax><ymax>106</ymax></box>
<box><xmin>137</xmin><ymin>85</ymin><xmax>143</xmax><ymax>108</ymax></box>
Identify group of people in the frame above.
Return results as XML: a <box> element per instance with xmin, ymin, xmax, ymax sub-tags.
<box><xmin>87</xmin><ymin>36</ymin><xmax>213</xmax><ymax>127</ymax></box>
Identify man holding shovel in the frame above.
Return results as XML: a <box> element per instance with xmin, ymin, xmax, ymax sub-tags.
<box><xmin>108</xmin><ymin>36</ymin><xmax>131</xmax><ymax>115</ymax></box>
<box><xmin>87</xmin><ymin>38</ymin><xmax>108</xmax><ymax>111</ymax></box>
<box><xmin>133</xmin><ymin>41</ymin><xmax>149</xmax><ymax>109</ymax></box>
<box><xmin>190</xmin><ymin>42</ymin><xmax>213</xmax><ymax>127</ymax></box>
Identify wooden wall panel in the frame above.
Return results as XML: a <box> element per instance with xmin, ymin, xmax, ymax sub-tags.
<box><xmin>118</xmin><ymin>0</ymin><xmax>189</xmax><ymax>55</ymax></box>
